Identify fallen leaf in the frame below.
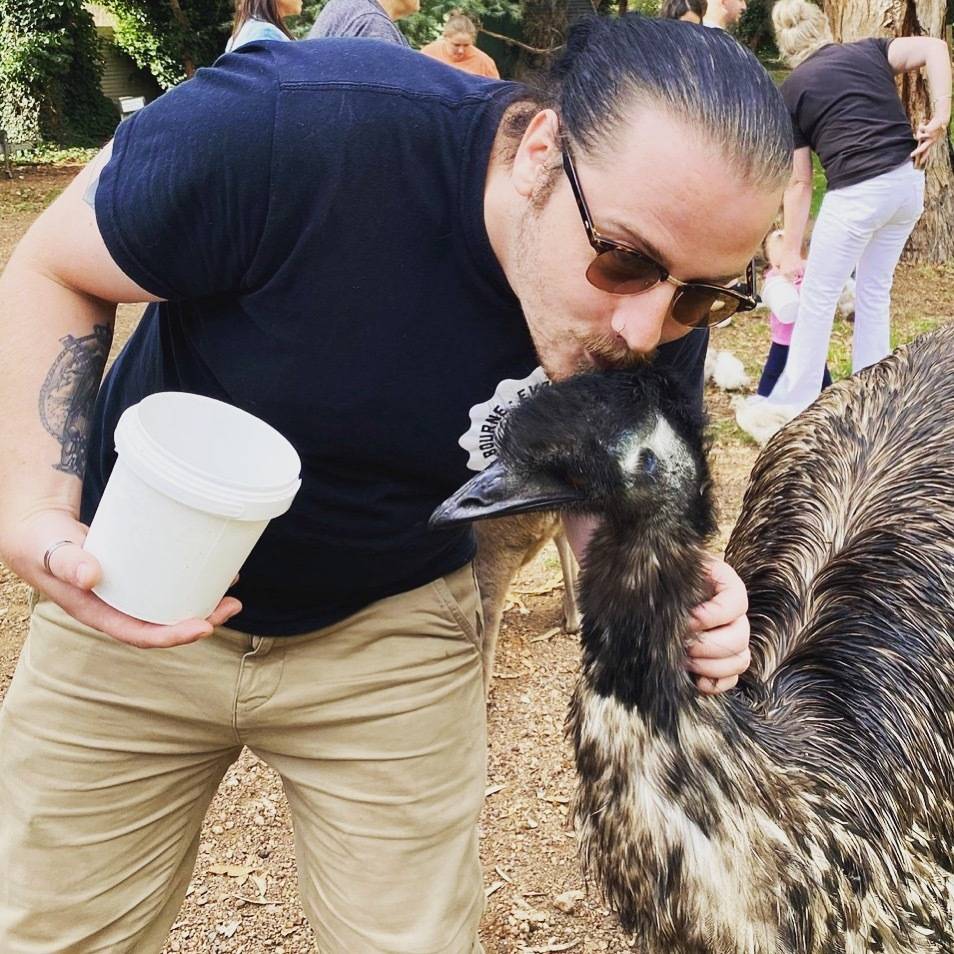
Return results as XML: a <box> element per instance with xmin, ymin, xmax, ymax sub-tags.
<box><xmin>529</xmin><ymin>626</ymin><xmax>562</xmax><ymax>643</ymax></box>
<box><xmin>250</xmin><ymin>873</ymin><xmax>268</xmax><ymax>898</ymax></box>
<box><xmin>216</xmin><ymin>920</ymin><xmax>240</xmax><ymax>938</ymax></box>
<box><xmin>552</xmin><ymin>890</ymin><xmax>585</xmax><ymax>914</ymax></box>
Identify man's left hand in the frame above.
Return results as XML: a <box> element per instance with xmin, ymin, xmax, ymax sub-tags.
<box><xmin>686</xmin><ymin>555</ymin><xmax>750</xmax><ymax>695</ymax></box>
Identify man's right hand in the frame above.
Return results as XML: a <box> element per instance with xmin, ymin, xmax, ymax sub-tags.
<box><xmin>3</xmin><ymin>509</ymin><xmax>241</xmax><ymax>648</ymax></box>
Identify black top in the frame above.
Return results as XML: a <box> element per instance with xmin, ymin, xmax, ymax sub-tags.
<box><xmin>781</xmin><ymin>38</ymin><xmax>916</xmax><ymax>190</ymax></box>
<box><xmin>87</xmin><ymin>39</ymin><xmax>708</xmax><ymax>636</ymax></box>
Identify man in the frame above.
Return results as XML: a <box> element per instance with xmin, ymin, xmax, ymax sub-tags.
<box><xmin>308</xmin><ymin>0</ymin><xmax>417</xmax><ymax>43</ymax></box>
<box><xmin>0</xmin><ymin>16</ymin><xmax>791</xmax><ymax>954</ymax></box>
<box><xmin>703</xmin><ymin>0</ymin><xmax>746</xmax><ymax>29</ymax></box>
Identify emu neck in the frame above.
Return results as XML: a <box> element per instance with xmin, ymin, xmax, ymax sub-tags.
<box><xmin>578</xmin><ymin>516</ymin><xmax>711</xmax><ymax>738</ymax></box>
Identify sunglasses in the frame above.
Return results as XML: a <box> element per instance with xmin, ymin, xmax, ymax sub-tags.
<box><xmin>562</xmin><ymin>148</ymin><xmax>759</xmax><ymax>329</ymax></box>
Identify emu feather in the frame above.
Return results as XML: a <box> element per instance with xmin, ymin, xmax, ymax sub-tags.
<box><xmin>431</xmin><ymin>326</ymin><xmax>954</xmax><ymax>953</ymax></box>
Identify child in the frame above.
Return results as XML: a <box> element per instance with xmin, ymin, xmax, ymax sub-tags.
<box><xmin>757</xmin><ymin>228</ymin><xmax>832</xmax><ymax>397</ymax></box>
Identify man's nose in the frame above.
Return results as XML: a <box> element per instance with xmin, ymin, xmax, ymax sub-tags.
<box><xmin>609</xmin><ymin>284</ymin><xmax>677</xmax><ymax>352</ymax></box>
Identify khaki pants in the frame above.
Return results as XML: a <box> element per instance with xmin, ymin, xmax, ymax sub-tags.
<box><xmin>0</xmin><ymin>564</ymin><xmax>486</xmax><ymax>954</ymax></box>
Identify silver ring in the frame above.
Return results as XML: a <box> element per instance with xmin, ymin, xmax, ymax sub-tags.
<box><xmin>43</xmin><ymin>539</ymin><xmax>76</xmax><ymax>575</ymax></box>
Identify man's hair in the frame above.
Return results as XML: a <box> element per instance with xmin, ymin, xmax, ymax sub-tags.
<box><xmin>507</xmin><ymin>14</ymin><xmax>793</xmax><ymax>192</ymax></box>
<box><xmin>659</xmin><ymin>0</ymin><xmax>708</xmax><ymax>22</ymax></box>
<box><xmin>772</xmin><ymin>0</ymin><xmax>834</xmax><ymax>67</ymax></box>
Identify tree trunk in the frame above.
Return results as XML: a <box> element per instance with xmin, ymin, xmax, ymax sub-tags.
<box><xmin>166</xmin><ymin>0</ymin><xmax>196</xmax><ymax>78</ymax></box>
<box><xmin>824</xmin><ymin>0</ymin><xmax>954</xmax><ymax>262</ymax></box>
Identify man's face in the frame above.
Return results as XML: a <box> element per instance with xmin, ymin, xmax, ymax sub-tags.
<box><xmin>504</xmin><ymin>108</ymin><xmax>782</xmax><ymax>381</ymax></box>
<box><xmin>393</xmin><ymin>0</ymin><xmax>420</xmax><ymax>18</ymax></box>
<box><xmin>723</xmin><ymin>0</ymin><xmax>747</xmax><ymax>25</ymax></box>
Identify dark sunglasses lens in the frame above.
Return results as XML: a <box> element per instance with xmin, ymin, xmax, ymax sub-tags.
<box><xmin>586</xmin><ymin>248</ymin><xmax>662</xmax><ymax>295</ymax></box>
<box><xmin>672</xmin><ymin>287</ymin><xmax>743</xmax><ymax>328</ymax></box>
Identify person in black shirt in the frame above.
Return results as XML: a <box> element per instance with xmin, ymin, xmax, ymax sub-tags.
<box><xmin>0</xmin><ymin>18</ymin><xmax>792</xmax><ymax>953</ymax></box>
<box><xmin>758</xmin><ymin>0</ymin><xmax>951</xmax><ymax>419</ymax></box>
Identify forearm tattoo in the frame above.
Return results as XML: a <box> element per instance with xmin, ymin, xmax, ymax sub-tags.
<box><xmin>39</xmin><ymin>324</ymin><xmax>112</xmax><ymax>478</ymax></box>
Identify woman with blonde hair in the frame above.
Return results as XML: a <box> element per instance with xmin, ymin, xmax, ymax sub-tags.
<box><xmin>755</xmin><ymin>0</ymin><xmax>951</xmax><ymax>424</ymax></box>
<box><xmin>420</xmin><ymin>10</ymin><xmax>499</xmax><ymax>78</ymax></box>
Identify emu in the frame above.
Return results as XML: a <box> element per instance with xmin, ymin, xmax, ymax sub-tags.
<box><xmin>431</xmin><ymin>327</ymin><xmax>954</xmax><ymax>954</ymax></box>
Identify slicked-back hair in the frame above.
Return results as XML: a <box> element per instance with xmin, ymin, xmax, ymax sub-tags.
<box><xmin>522</xmin><ymin>14</ymin><xmax>793</xmax><ymax>192</ymax></box>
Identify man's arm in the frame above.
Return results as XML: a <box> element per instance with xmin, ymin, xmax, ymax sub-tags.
<box><xmin>0</xmin><ymin>151</ymin><xmax>240</xmax><ymax>646</ymax></box>
<box><xmin>779</xmin><ymin>146</ymin><xmax>813</xmax><ymax>280</ymax></box>
<box><xmin>888</xmin><ymin>36</ymin><xmax>953</xmax><ymax>168</ymax></box>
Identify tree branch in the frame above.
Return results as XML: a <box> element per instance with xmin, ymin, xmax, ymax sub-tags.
<box><xmin>479</xmin><ymin>27</ymin><xmax>563</xmax><ymax>55</ymax></box>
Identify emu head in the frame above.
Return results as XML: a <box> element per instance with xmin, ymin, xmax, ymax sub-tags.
<box><xmin>431</xmin><ymin>367</ymin><xmax>715</xmax><ymax>536</ymax></box>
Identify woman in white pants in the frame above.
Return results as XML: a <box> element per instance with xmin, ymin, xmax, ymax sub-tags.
<box><xmin>763</xmin><ymin>0</ymin><xmax>951</xmax><ymax>417</ymax></box>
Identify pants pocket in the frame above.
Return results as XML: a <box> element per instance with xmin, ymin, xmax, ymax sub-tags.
<box><xmin>431</xmin><ymin>563</ymin><xmax>483</xmax><ymax>652</ymax></box>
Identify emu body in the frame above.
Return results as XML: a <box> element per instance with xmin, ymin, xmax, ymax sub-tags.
<box><xmin>431</xmin><ymin>328</ymin><xmax>954</xmax><ymax>953</ymax></box>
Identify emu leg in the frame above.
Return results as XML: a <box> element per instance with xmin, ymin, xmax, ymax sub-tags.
<box><xmin>553</xmin><ymin>530</ymin><xmax>581</xmax><ymax>633</ymax></box>
<box><xmin>473</xmin><ymin>513</ymin><xmax>561</xmax><ymax>696</ymax></box>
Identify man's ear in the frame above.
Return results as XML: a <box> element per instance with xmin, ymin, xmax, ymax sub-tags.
<box><xmin>511</xmin><ymin>109</ymin><xmax>560</xmax><ymax>199</ymax></box>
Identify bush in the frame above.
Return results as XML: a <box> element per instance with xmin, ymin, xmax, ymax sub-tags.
<box><xmin>0</xmin><ymin>0</ymin><xmax>118</xmax><ymax>145</ymax></box>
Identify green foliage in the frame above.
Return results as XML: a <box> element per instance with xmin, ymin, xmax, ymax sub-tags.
<box><xmin>11</xmin><ymin>143</ymin><xmax>100</xmax><ymax>165</ymax></box>
<box><xmin>400</xmin><ymin>0</ymin><xmax>522</xmax><ymax>48</ymax></box>
<box><xmin>0</xmin><ymin>0</ymin><xmax>119</xmax><ymax>144</ymax></box>
<box><xmin>736</xmin><ymin>0</ymin><xmax>776</xmax><ymax>57</ymax></box>
<box><xmin>625</xmin><ymin>0</ymin><xmax>661</xmax><ymax>16</ymax></box>
<box><xmin>105</xmin><ymin>0</ymin><xmax>234</xmax><ymax>89</ymax></box>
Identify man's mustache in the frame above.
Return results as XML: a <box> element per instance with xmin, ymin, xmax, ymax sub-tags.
<box><xmin>579</xmin><ymin>334</ymin><xmax>653</xmax><ymax>371</ymax></box>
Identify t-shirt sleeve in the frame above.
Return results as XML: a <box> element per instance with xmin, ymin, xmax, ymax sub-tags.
<box><xmin>780</xmin><ymin>77</ymin><xmax>809</xmax><ymax>150</ymax></box>
<box><xmin>95</xmin><ymin>49</ymin><xmax>279</xmax><ymax>301</ymax></box>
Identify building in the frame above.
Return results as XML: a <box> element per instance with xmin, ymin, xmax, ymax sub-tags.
<box><xmin>86</xmin><ymin>3</ymin><xmax>162</xmax><ymax>112</ymax></box>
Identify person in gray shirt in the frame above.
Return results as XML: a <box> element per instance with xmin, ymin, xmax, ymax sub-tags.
<box><xmin>307</xmin><ymin>0</ymin><xmax>418</xmax><ymax>43</ymax></box>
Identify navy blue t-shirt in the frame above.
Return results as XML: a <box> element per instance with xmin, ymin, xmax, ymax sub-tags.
<box><xmin>87</xmin><ymin>39</ymin><xmax>707</xmax><ymax>635</ymax></box>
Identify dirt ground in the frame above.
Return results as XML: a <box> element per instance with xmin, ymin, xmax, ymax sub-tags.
<box><xmin>2</xmin><ymin>164</ymin><xmax>953</xmax><ymax>953</ymax></box>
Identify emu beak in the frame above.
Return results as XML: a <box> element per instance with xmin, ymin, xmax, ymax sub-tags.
<box><xmin>429</xmin><ymin>460</ymin><xmax>583</xmax><ymax>528</ymax></box>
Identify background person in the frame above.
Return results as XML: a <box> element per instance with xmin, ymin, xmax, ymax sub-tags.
<box><xmin>659</xmin><ymin>0</ymin><xmax>708</xmax><ymax>25</ymax></box>
<box><xmin>308</xmin><ymin>0</ymin><xmax>416</xmax><ymax>43</ymax></box>
<box><xmin>0</xmin><ymin>17</ymin><xmax>791</xmax><ymax>953</ymax></box>
<box><xmin>755</xmin><ymin>227</ymin><xmax>831</xmax><ymax>397</ymax></box>
<box><xmin>421</xmin><ymin>11</ymin><xmax>500</xmax><ymax>78</ymax></box>
<box><xmin>226</xmin><ymin>0</ymin><xmax>300</xmax><ymax>50</ymax></box>
<box><xmin>762</xmin><ymin>0</ymin><xmax>951</xmax><ymax>418</ymax></box>
<box><xmin>703</xmin><ymin>0</ymin><xmax>745</xmax><ymax>30</ymax></box>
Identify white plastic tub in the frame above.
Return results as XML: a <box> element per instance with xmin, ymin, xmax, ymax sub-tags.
<box><xmin>83</xmin><ymin>392</ymin><xmax>301</xmax><ymax>624</ymax></box>
<box><xmin>761</xmin><ymin>274</ymin><xmax>800</xmax><ymax>325</ymax></box>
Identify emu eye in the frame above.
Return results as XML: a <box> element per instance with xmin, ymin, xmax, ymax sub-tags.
<box><xmin>565</xmin><ymin>473</ymin><xmax>587</xmax><ymax>491</ymax></box>
<box><xmin>640</xmin><ymin>449</ymin><xmax>658</xmax><ymax>476</ymax></box>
